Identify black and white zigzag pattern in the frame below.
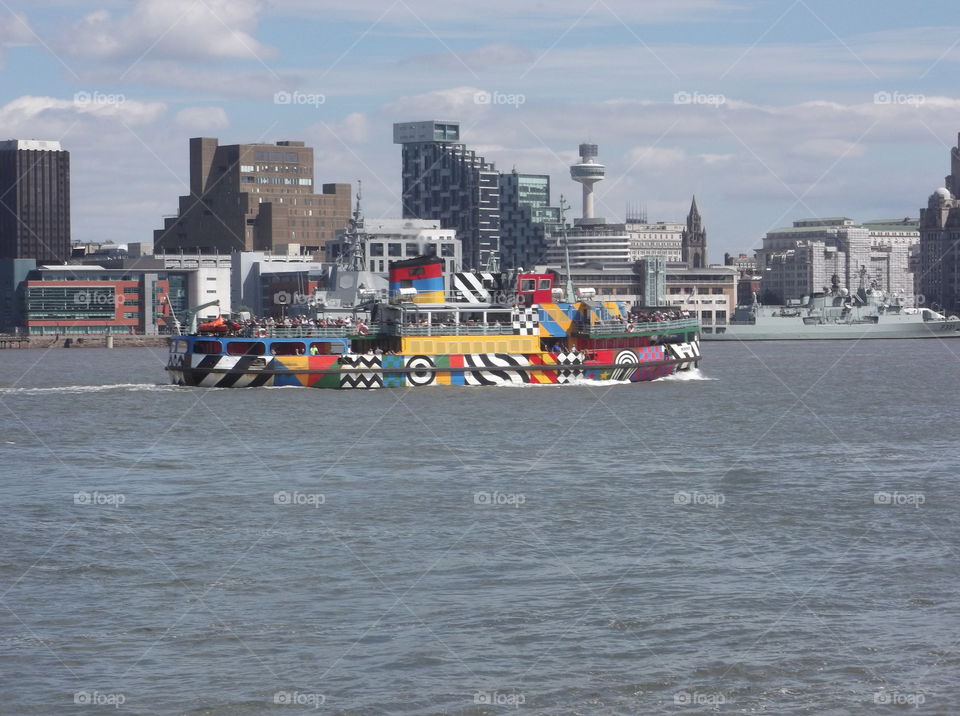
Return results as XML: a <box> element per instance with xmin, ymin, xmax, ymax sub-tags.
<box><xmin>511</xmin><ymin>307</ymin><xmax>539</xmax><ymax>335</ymax></box>
<box><xmin>453</xmin><ymin>272</ymin><xmax>494</xmax><ymax>303</ymax></box>
<box><xmin>339</xmin><ymin>354</ymin><xmax>383</xmax><ymax>389</ymax></box>
<box><xmin>554</xmin><ymin>351</ymin><xmax>584</xmax><ymax>384</ymax></box>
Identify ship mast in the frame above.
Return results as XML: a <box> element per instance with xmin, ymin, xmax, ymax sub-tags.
<box><xmin>559</xmin><ymin>194</ymin><xmax>574</xmax><ymax>302</ymax></box>
<box><xmin>339</xmin><ymin>179</ymin><xmax>366</xmax><ymax>272</ymax></box>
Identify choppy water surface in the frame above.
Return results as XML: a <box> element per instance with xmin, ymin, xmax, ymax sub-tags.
<box><xmin>1</xmin><ymin>341</ymin><xmax>959</xmax><ymax>714</ymax></box>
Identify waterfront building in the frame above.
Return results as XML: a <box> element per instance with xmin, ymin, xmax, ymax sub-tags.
<box><xmin>498</xmin><ymin>171</ymin><xmax>562</xmax><ymax>270</ymax></box>
<box><xmin>0</xmin><ymin>140</ymin><xmax>71</xmax><ymax>264</ymax></box>
<box><xmin>756</xmin><ymin>217</ymin><xmax>917</xmax><ymax>305</ymax></box>
<box><xmin>19</xmin><ymin>264</ymin><xmax>176</xmax><ymax>336</ymax></box>
<box><xmin>154</xmin><ymin>137</ymin><xmax>350</xmax><ymax>255</ymax></box>
<box><xmin>919</xmin><ymin>133</ymin><xmax>960</xmax><ymax>312</ymax></box>
<box><xmin>231</xmin><ymin>251</ymin><xmax>329</xmax><ymax>317</ymax></box>
<box><xmin>627</xmin><ymin>221</ymin><xmax>683</xmax><ymax>263</ymax></box>
<box><xmin>681</xmin><ymin>196</ymin><xmax>707</xmax><ymax>268</ymax></box>
<box><xmin>325</xmin><ymin>218</ymin><xmax>460</xmax><ymax>275</ymax></box>
<box><xmin>393</xmin><ymin>120</ymin><xmax>500</xmax><ymax>271</ymax></box>
<box><xmin>664</xmin><ymin>265</ymin><xmax>738</xmax><ymax>329</ymax></box>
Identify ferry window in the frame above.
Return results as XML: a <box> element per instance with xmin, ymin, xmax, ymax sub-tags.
<box><xmin>269</xmin><ymin>342</ymin><xmax>305</xmax><ymax>356</ymax></box>
<box><xmin>171</xmin><ymin>340</ymin><xmax>188</xmax><ymax>354</ymax></box>
<box><xmin>521</xmin><ymin>279</ymin><xmax>536</xmax><ymax>291</ymax></box>
<box><xmin>226</xmin><ymin>341</ymin><xmax>266</xmax><ymax>355</ymax></box>
<box><xmin>194</xmin><ymin>340</ymin><xmax>221</xmax><ymax>354</ymax></box>
<box><xmin>309</xmin><ymin>342</ymin><xmax>331</xmax><ymax>355</ymax></box>
<box><xmin>370</xmin><ymin>243</ymin><xmax>384</xmax><ymax>256</ymax></box>
<box><xmin>538</xmin><ymin>279</ymin><xmax>551</xmax><ymax>290</ymax></box>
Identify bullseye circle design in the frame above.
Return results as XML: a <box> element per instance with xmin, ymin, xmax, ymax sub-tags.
<box><xmin>406</xmin><ymin>355</ymin><xmax>436</xmax><ymax>386</ymax></box>
<box><xmin>614</xmin><ymin>350</ymin><xmax>637</xmax><ymax>381</ymax></box>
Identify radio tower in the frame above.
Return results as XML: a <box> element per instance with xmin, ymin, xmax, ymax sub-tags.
<box><xmin>570</xmin><ymin>143</ymin><xmax>605</xmax><ymax>222</ymax></box>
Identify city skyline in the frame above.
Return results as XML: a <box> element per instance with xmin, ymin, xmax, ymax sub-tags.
<box><xmin>1</xmin><ymin>1</ymin><xmax>959</xmax><ymax>258</ymax></box>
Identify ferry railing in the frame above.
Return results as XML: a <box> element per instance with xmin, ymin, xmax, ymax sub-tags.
<box><xmin>246</xmin><ymin>325</ymin><xmax>382</xmax><ymax>338</ymax></box>
<box><xmin>578</xmin><ymin>318</ymin><xmax>701</xmax><ymax>336</ymax></box>
<box><xmin>381</xmin><ymin>322</ymin><xmax>514</xmax><ymax>336</ymax></box>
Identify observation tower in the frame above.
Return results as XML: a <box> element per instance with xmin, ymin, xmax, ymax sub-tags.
<box><xmin>569</xmin><ymin>143</ymin><xmax>606</xmax><ymax>223</ymax></box>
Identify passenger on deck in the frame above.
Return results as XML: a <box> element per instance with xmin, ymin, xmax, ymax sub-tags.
<box><xmin>551</xmin><ymin>341</ymin><xmax>563</xmax><ymax>353</ymax></box>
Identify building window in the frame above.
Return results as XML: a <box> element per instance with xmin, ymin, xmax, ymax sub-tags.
<box><xmin>441</xmin><ymin>243</ymin><xmax>455</xmax><ymax>257</ymax></box>
<box><xmin>388</xmin><ymin>243</ymin><xmax>402</xmax><ymax>257</ymax></box>
<box><xmin>405</xmin><ymin>243</ymin><xmax>419</xmax><ymax>256</ymax></box>
<box><xmin>370</xmin><ymin>243</ymin><xmax>384</xmax><ymax>257</ymax></box>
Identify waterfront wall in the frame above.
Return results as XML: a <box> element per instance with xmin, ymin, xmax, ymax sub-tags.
<box><xmin>0</xmin><ymin>335</ymin><xmax>169</xmax><ymax>349</ymax></box>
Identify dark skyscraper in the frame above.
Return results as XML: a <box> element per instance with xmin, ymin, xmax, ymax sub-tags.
<box><xmin>154</xmin><ymin>137</ymin><xmax>350</xmax><ymax>255</ymax></box>
<box><xmin>393</xmin><ymin>121</ymin><xmax>500</xmax><ymax>270</ymax></box>
<box><xmin>498</xmin><ymin>171</ymin><xmax>561</xmax><ymax>270</ymax></box>
<box><xmin>0</xmin><ymin>140</ymin><xmax>71</xmax><ymax>263</ymax></box>
<box><xmin>681</xmin><ymin>195</ymin><xmax>707</xmax><ymax>268</ymax></box>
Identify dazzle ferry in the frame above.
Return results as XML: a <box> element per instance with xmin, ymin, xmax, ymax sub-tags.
<box><xmin>166</xmin><ymin>257</ymin><xmax>701</xmax><ymax>389</ymax></box>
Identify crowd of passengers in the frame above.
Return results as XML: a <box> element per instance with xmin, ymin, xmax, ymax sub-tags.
<box><xmin>200</xmin><ymin>309</ymin><xmax>690</xmax><ymax>338</ymax></box>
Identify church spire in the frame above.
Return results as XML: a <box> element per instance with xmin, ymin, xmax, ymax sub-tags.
<box><xmin>682</xmin><ymin>194</ymin><xmax>707</xmax><ymax>268</ymax></box>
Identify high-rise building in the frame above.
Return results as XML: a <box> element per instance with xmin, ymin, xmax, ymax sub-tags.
<box><xmin>393</xmin><ymin>120</ymin><xmax>500</xmax><ymax>270</ymax></box>
<box><xmin>919</xmin><ymin>133</ymin><xmax>960</xmax><ymax>312</ymax></box>
<box><xmin>0</xmin><ymin>140</ymin><xmax>71</xmax><ymax>263</ymax></box>
<box><xmin>681</xmin><ymin>196</ymin><xmax>707</xmax><ymax>268</ymax></box>
<box><xmin>154</xmin><ymin>137</ymin><xmax>351</xmax><ymax>255</ymax></box>
<box><xmin>498</xmin><ymin>171</ymin><xmax>561</xmax><ymax>270</ymax></box>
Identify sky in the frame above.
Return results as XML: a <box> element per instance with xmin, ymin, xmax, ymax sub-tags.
<box><xmin>2</xmin><ymin>0</ymin><xmax>959</xmax><ymax>259</ymax></box>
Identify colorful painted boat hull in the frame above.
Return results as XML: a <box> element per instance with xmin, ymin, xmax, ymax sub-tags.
<box><xmin>166</xmin><ymin>341</ymin><xmax>701</xmax><ymax>389</ymax></box>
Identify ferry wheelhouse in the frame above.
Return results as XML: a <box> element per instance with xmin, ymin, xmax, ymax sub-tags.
<box><xmin>166</xmin><ymin>256</ymin><xmax>701</xmax><ymax>388</ymax></box>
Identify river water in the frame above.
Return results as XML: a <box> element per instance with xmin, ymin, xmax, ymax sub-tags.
<box><xmin>1</xmin><ymin>340</ymin><xmax>958</xmax><ymax>714</ymax></box>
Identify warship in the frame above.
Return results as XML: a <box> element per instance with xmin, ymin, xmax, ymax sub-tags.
<box><xmin>704</xmin><ymin>272</ymin><xmax>960</xmax><ymax>341</ymax></box>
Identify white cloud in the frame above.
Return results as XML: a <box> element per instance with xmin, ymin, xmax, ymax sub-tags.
<box><xmin>627</xmin><ymin>146</ymin><xmax>687</xmax><ymax>168</ymax></box>
<box><xmin>174</xmin><ymin>106</ymin><xmax>230</xmax><ymax>130</ymax></box>
<box><xmin>0</xmin><ymin>94</ymin><xmax>166</xmax><ymax>136</ymax></box>
<box><xmin>62</xmin><ymin>0</ymin><xmax>275</xmax><ymax>63</ymax></box>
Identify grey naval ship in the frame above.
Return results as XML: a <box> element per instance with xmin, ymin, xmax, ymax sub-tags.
<box><xmin>705</xmin><ymin>275</ymin><xmax>960</xmax><ymax>341</ymax></box>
